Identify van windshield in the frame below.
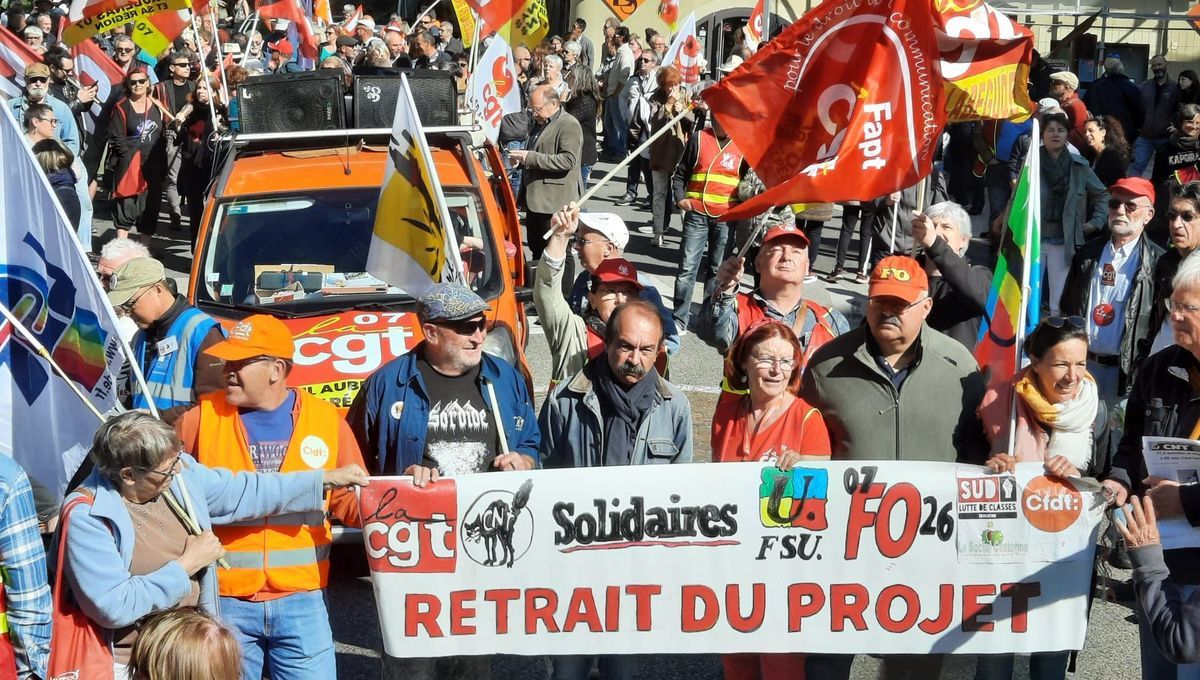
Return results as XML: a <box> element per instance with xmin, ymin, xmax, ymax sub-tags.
<box><xmin>196</xmin><ymin>187</ymin><xmax>502</xmax><ymax>314</ymax></box>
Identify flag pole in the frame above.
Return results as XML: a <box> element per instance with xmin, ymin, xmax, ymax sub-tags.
<box><xmin>1006</xmin><ymin>117</ymin><xmax>1040</xmax><ymax>458</ymax></box>
<box><xmin>0</xmin><ymin>302</ymin><xmax>105</xmax><ymax>423</ymax></box>
<box><xmin>208</xmin><ymin>3</ymin><xmax>230</xmax><ymax>104</ymax></box>
<box><xmin>189</xmin><ymin>9</ymin><xmax>222</xmax><ymax>125</ymax></box>
<box><xmin>541</xmin><ymin>103</ymin><xmax>693</xmax><ymax>240</ymax></box>
<box><xmin>886</xmin><ymin>202</ymin><xmax>899</xmax><ymax>252</ymax></box>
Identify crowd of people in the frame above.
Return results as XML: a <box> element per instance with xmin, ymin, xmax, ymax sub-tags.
<box><xmin>7</xmin><ymin>0</ymin><xmax>1200</xmax><ymax>679</ymax></box>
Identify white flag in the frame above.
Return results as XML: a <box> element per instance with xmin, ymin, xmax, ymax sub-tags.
<box><xmin>662</xmin><ymin>12</ymin><xmax>701</xmax><ymax>85</ymax></box>
<box><xmin>366</xmin><ymin>73</ymin><xmax>464</xmax><ymax>294</ymax></box>
<box><xmin>469</xmin><ymin>34</ymin><xmax>523</xmax><ymax>144</ymax></box>
<box><xmin>0</xmin><ymin>105</ymin><xmax>126</xmax><ymax>494</ymax></box>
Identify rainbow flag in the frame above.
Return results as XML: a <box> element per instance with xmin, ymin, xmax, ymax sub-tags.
<box><xmin>975</xmin><ymin>119</ymin><xmax>1041</xmax><ymax>385</ymax></box>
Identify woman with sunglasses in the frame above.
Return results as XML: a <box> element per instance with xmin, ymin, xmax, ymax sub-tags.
<box><xmin>710</xmin><ymin>320</ymin><xmax>828</xmax><ymax>680</ymax></box>
<box><xmin>975</xmin><ymin>316</ymin><xmax>1118</xmax><ymax>680</ymax></box>
<box><xmin>109</xmin><ymin>67</ymin><xmax>168</xmax><ymax>244</ymax></box>
<box><xmin>59</xmin><ymin>411</ymin><xmax>367</xmax><ymax>679</ymax></box>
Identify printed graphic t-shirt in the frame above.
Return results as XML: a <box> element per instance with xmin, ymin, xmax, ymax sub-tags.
<box><xmin>240</xmin><ymin>390</ymin><xmax>296</xmax><ymax>472</ymax></box>
<box><xmin>417</xmin><ymin>357</ymin><xmax>498</xmax><ymax>475</ymax></box>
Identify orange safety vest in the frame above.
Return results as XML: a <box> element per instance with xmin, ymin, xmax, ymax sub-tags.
<box><xmin>719</xmin><ymin>295</ymin><xmax>838</xmax><ymax>402</ymax></box>
<box><xmin>685</xmin><ymin>131</ymin><xmax>744</xmax><ymax>218</ymax></box>
<box><xmin>196</xmin><ymin>390</ymin><xmax>339</xmax><ymax>597</ymax></box>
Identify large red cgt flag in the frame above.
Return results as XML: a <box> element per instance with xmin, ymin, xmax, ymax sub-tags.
<box><xmin>256</xmin><ymin>0</ymin><xmax>319</xmax><ymax>59</ymax></box>
<box><xmin>935</xmin><ymin>0</ymin><xmax>1035</xmax><ymax>122</ymax></box>
<box><xmin>467</xmin><ymin>0</ymin><xmax>522</xmax><ymax>34</ymax></box>
<box><xmin>703</xmin><ymin>0</ymin><xmax>947</xmax><ymax>221</ymax></box>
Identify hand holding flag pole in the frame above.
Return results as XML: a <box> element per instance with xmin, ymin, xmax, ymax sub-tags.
<box><xmin>541</xmin><ymin>103</ymin><xmax>694</xmax><ymax>241</ymax></box>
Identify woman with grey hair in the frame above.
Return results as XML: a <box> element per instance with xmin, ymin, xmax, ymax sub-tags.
<box><xmin>562</xmin><ymin>40</ymin><xmax>581</xmax><ymax>69</ymax></box>
<box><xmin>58</xmin><ymin>411</ymin><xmax>367</xmax><ymax>678</ymax></box>
<box><xmin>910</xmin><ymin>200</ymin><xmax>992</xmax><ymax>350</ymax></box>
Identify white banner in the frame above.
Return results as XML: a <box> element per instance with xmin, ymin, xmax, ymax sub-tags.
<box><xmin>662</xmin><ymin>12</ymin><xmax>700</xmax><ymax>85</ymax></box>
<box><xmin>1142</xmin><ymin>437</ymin><xmax>1200</xmax><ymax>550</ymax></box>
<box><xmin>468</xmin><ymin>34</ymin><xmax>522</xmax><ymax>144</ymax></box>
<box><xmin>361</xmin><ymin>461</ymin><xmax>1103</xmax><ymax>657</ymax></box>
<box><xmin>0</xmin><ymin>105</ymin><xmax>125</xmax><ymax>494</ymax></box>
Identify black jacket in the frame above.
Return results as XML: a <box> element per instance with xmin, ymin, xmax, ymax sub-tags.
<box><xmin>1083</xmin><ymin>72</ymin><xmax>1144</xmax><ymax>143</ymax></box>
<box><xmin>1111</xmin><ymin>345</ymin><xmax>1200</xmax><ymax>584</ymax></box>
<box><xmin>1060</xmin><ymin>234</ymin><xmax>1164</xmax><ymax>390</ymax></box>
<box><xmin>921</xmin><ymin>236</ymin><xmax>991</xmax><ymax>351</ymax></box>
<box><xmin>1151</xmin><ymin>247</ymin><xmax>1186</xmax><ymax>338</ymax></box>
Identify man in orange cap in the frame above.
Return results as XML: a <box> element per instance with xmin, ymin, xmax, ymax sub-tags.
<box><xmin>175</xmin><ymin>314</ymin><xmax>368</xmax><ymax>680</ymax></box>
<box><xmin>1061</xmin><ymin>176</ymin><xmax>1164</xmax><ymax>404</ymax></box>
<box><xmin>801</xmin><ymin>256</ymin><xmax>987</xmax><ymax>680</ymax></box>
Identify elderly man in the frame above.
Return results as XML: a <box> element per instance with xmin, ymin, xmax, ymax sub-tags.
<box><xmin>438</xmin><ymin>20</ymin><xmax>462</xmax><ymax>55</ymax></box>
<box><xmin>617</xmin><ymin>48</ymin><xmax>658</xmax><ymax>209</ymax></box>
<box><xmin>335</xmin><ymin>35</ymin><xmax>359</xmax><ymax>63</ymax></box>
<box><xmin>413</xmin><ymin>30</ymin><xmax>453</xmax><ymax>70</ymax></box>
<box><xmin>106</xmin><ymin>257</ymin><xmax>224</xmax><ymax>423</ymax></box>
<box><xmin>1151</xmin><ymin>182</ymin><xmax>1200</xmax><ymax>352</ymax></box>
<box><xmin>1061</xmin><ymin>177</ymin><xmax>1164</xmax><ymax>404</ymax></box>
<box><xmin>176</xmin><ymin>315</ymin><xmax>368</xmax><ymax>680</ymax></box>
<box><xmin>1106</xmin><ymin>254</ymin><xmax>1200</xmax><ymax>679</ymax></box>
<box><xmin>909</xmin><ymin>201</ymin><xmax>992</xmax><ymax>349</ymax></box>
<box><xmin>22</xmin><ymin>25</ymin><xmax>45</xmax><ymax>53</ymax></box>
<box><xmin>97</xmin><ymin>238</ymin><xmax>151</xmax><ymax>341</ymax></box>
<box><xmin>801</xmin><ymin>256</ymin><xmax>986</xmax><ymax>680</ymax></box>
<box><xmin>384</xmin><ymin>26</ymin><xmax>409</xmax><ymax>66</ymax></box>
<box><xmin>1084</xmin><ymin>56</ymin><xmax>1144</xmax><ymax>144</ymax></box>
<box><xmin>1049</xmin><ymin>70</ymin><xmax>1090</xmax><ymax>149</ymax></box>
<box><xmin>8</xmin><ymin>63</ymin><xmax>79</xmax><ymax>157</ymax></box>
<box><xmin>508</xmin><ymin>85</ymin><xmax>582</xmax><ymax>260</ymax></box>
<box><xmin>1132</xmin><ymin>55</ymin><xmax>1182</xmax><ymax>177</ymax></box>
<box><xmin>700</xmin><ymin>221</ymin><xmax>849</xmax><ymax>374</ymax></box>
<box><xmin>354</xmin><ymin>15</ymin><xmax>376</xmax><ymax>44</ymax></box>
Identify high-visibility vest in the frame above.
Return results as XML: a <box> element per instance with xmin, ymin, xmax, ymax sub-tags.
<box><xmin>684</xmin><ymin>131</ymin><xmax>744</xmax><ymax>218</ymax></box>
<box><xmin>719</xmin><ymin>296</ymin><xmax>839</xmax><ymax>402</ymax></box>
<box><xmin>0</xmin><ymin>569</ymin><xmax>15</xmax><ymax>680</ymax></box>
<box><xmin>132</xmin><ymin>306</ymin><xmax>219</xmax><ymax>412</ymax></box>
<box><xmin>196</xmin><ymin>390</ymin><xmax>339</xmax><ymax>597</ymax></box>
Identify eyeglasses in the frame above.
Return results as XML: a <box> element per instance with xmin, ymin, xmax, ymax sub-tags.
<box><xmin>26</xmin><ymin>76</ymin><xmax>48</xmax><ymax>84</ymax></box>
<box><xmin>637</xmin><ymin>58</ymin><xmax>652</xmax><ymax>64</ymax></box>
<box><xmin>37</xmin><ymin>117</ymin><xmax>59</xmax><ymax>126</ymax></box>
<box><xmin>1167</xmin><ymin>298</ymin><xmax>1200</xmax><ymax>315</ymax></box>
<box><xmin>1044</xmin><ymin>315</ymin><xmax>1086</xmax><ymax>329</ymax></box>
<box><xmin>118</xmin><ymin>281</ymin><xmax>159</xmax><ymax>313</ymax></box>
<box><xmin>570</xmin><ymin>236</ymin><xmax>609</xmax><ymax>249</ymax></box>
<box><xmin>129</xmin><ymin>79</ymin><xmax>149</xmax><ymax>85</ymax></box>
<box><xmin>171</xmin><ymin>62</ymin><xmax>191</xmax><ymax>68</ymax></box>
<box><xmin>136</xmin><ymin>453</ymin><xmax>183</xmax><ymax>482</ymax></box>
<box><xmin>751</xmin><ymin>356</ymin><xmax>796</xmax><ymax>371</ymax></box>
<box><xmin>592</xmin><ymin>287</ymin><xmax>635</xmax><ymax>302</ymax></box>
<box><xmin>1108</xmin><ymin>197</ymin><xmax>1147</xmax><ymax>213</ymax></box>
<box><xmin>222</xmin><ymin>355</ymin><xmax>275</xmax><ymax>372</ymax></box>
<box><xmin>437</xmin><ymin>318</ymin><xmax>487</xmax><ymax>335</ymax></box>
<box><xmin>1168</xmin><ymin>209</ymin><xmax>1199</xmax><ymax>222</ymax></box>
<box><xmin>115</xmin><ymin>47</ymin><xmax>135</xmax><ymax>53</ymax></box>
<box><xmin>868</xmin><ymin>296</ymin><xmax>925</xmax><ymax>315</ymax></box>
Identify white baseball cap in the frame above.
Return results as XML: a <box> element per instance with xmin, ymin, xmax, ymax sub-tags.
<box><xmin>578</xmin><ymin>212</ymin><xmax>629</xmax><ymax>251</ymax></box>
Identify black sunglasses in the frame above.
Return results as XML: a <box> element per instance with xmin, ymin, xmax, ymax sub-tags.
<box><xmin>437</xmin><ymin>318</ymin><xmax>486</xmax><ymax>335</ymax></box>
<box><xmin>1107</xmin><ymin>197</ymin><xmax>1145</xmax><ymax>212</ymax></box>
<box><xmin>1044</xmin><ymin>315</ymin><xmax>1085</xmax><ymax>329</ymax></box>
<box><xmin>26</xmin><ymin>76</ymin><xmax>48</xmax><ymax>83</ymax></box>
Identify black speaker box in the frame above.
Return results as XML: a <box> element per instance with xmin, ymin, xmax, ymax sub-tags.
<box><xmin>352</xmin><ymin>70</ymin><xmax>458</xmax><ymax>128</ymax></box>
<box><xmin>238</xmin><ymin>72</ymin><xmax>345</xmax><ymax>134</ymax></box>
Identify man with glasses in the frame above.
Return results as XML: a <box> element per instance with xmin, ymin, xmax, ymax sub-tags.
<box><xmin>110</xmin><ymin>35</ymin><xmax>145</xmax><ymax>73</ymax></box>
<box><xmin>800</xmin><ymin>255</ymin><xmax>986</xmax><ymax>680</ymax></box>
<box><xmin>7</xmin><ymin>63</ymin><xmax>79</xmax><ymax>157</ymax></box>
<box><xmin>508</xmin><ymin>85</ymin><xmax>582</xmax><ymax>260</ymax></box>
<box><xmin>106</xmin><ymin>257</ymin><xmax>225</xmax><ymax>424</ymax></box>
<box><xmin>21</xmin><ymin>25</ymin><xmax>46</xmax><ymax>53</ymax></box>
<box><xmin>615</xmin><ymin>49</ymin><xmax>658</xmax><ymax>207</ymax></box>
<box><xmin>153</xmin><ymin>50</ymin><xmax>196</xmax><ymax>233</ymax></box>
<box><xmin>1150</xmin><ymin>182</ymin><xmax>1200</xmax><ymax>353</ymax></box>
<box><xmin>1062</xmin><ymin>176</ymin><xmax>1164</xmax><ymax>404</ymax></box>
<box><xmin>175</xmin><ymin>314</ymin><xmax>368</xmax><ymax>680</ymax></box>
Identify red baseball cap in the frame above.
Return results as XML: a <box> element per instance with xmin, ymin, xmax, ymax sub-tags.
<box><xmin>869</xmin><ymin>256</ymin><xmax>929</xmax><ymax>304</ymax></box>
<box><xmin>204</xmin><ymin>315</ymin><xmax>295</xmax><ymax>361</ymax></box>
<box><xmin>761</xmin><ymin>222</ymin><xmax>810</xmax><ymax>247</ymax></box>
<box><xmin>1109</xmin><ymin>177</ymin><xmax>1155</xmax><ymax>204</ymax></box>
<box><xmin>267</xmin><ymin>38</ymin><xmax>294</xmax><ymax>56</ymax></box>
<box><xmin>591</xmin><ymin>258</ymin><xmax>643</xmax><ymax>290</ymax></box>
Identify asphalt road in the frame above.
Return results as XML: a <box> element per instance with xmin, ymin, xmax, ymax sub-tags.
<box><xmin>108</xmin><ymin>158</ymin><xmax>1144</xmax><ymax>680</ymax></box>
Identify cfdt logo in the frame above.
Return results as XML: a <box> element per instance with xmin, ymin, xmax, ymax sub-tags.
<box><xmin>361</xmin><ymin>481</ymin><xmax>457</xmax><ymax>573</ymax></box>
<box><xmin>461</xmin><ymin>479</ymin><xmax>534</xmax><ymax>568</ymax></box>
<box><xmin>759</xmin><ymin>467</ymin><xmax>829</xmax><ymax>531</ymax></box>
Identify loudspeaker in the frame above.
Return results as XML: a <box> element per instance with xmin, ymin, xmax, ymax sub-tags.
<box><xmin>238</xmin><ymin>72</ymin><xmax>345</xmax><ymax>134</ymax></box>
<box><xmin>352</xmin><ymin>70</ymin><xmax>458</xmax><ymax>128</ymax></box>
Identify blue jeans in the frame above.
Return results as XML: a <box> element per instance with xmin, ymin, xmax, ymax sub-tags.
<box><xmin>602</xmin><ymin>95</ymin><xmax>628</xmax><ymax>158</ymax></box>
<box><xmin>220</xmin><ymin>590</ymin><xmax>335</xmax><ymax>680</ymax></box>
<box><xmin>974</xmin><ymin>652</ymin><xmax>1070</xmax><ymax>680</ymax></box>
<box><xmin>551</xmin><ymin>655</ymin><xmax>638</xmax><ymax>680</ymax></box>
<box><xmin>672</xmin><ymin>209</ymin><xmax>730</xmax><ymax>328</ymax></box>
<box><xmin>581</xmin><ymin>165</ymin><xmax>592</xmax><ymax>190</ymax></box>
<box><xmin>1130</xmin><ymin>136</ymin><xmax>1167</xmax><ymax>177</ymax></box>
<box><xmin>504</xmin><ymin>139</ymin><xmax>524</xmax><ymax>199</ymax></box>
<box><xmin>1139</xmin><ymin>583</ymin><xmax>1200</xmax><ymax>679</ymax></box>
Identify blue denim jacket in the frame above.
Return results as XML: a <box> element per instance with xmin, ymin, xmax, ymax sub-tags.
<box><xmin>60</xmin><ymin>455</ymin><xmax>324</xmax><ymax>631</ymax></box>
<box><xmin>347</xmin><ymin>346</ymin><xmax>542</xmax><ymax>475</ymax></box>
<box><xmin>539</xmin><ymin>368</ymin><xmax>693</xmax><ymax>468</ymax></box>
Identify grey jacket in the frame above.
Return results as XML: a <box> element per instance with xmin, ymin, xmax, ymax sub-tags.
<box><xmin>539</xmin><ymin>368</ymin><xmax>693</xmax><ymax>468</ymax></box>
<box><xmin>1008</xmin><ymin>141</ymin><xmax>1109</xmax><ymax>256</ymax></box>
<box><xmin>800</xmin><ymin>324</ymin><xmax>989</xmax><ymax>463</ymax></box>
<box><xmin>521</xmin><ymin>109</ymin><xmax>583</xmax><ymax>214</ymax></box>
<box><xmin>1130</xmin><ymin>543</ymin><xmax>1200</xmax><ymax>663</ymax></box>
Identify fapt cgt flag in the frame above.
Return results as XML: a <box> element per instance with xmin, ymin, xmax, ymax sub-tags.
<box><xmin>367</xmin><ymin>73</ymin><xmax>464</xmax><ymax>295</ymax></box>
<box><xmin>469</xmin><ymin>34</ymin><xmax>521</xmax><ymax>144</ymax></box>
<box><xmin>0</xmin><ymin>105</ymin><xmax>126</xmax><ymax>496</ymax></box>
<box><xmin>703</xmin><ymin>0</ymin><xmax>947</xmax><ymax>220</ymax></box>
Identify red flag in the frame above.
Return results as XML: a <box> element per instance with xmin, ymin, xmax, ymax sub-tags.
<box><xmin>935</xmin><ymin>1</ymin><xmax>1035</xmax><ymax>122</ymax></box>
<box><xmin>256</xmin><ymin>0</ymin><xmax>318</xmax><ymax>59</ymax></box>
<box><xmin>70</xmin><ymin>39</ymin><xmax>125</xmax><ymax>133</ymax></box>
<box><xmin>703</xmin><ymin>0</ymin><xmax>946</xmax><ymax>222</ymax></box>
<box><xmin>0</xmin><ymin>26</ymin><xmax>41</xmax><ymax>99</ymax></box>
<box><xmin>466</xmin><ymin>0</ymin><xmax>520</xmax><ymax>34</ymax></box>
<box><xmin>745</xmin><ymin>0</ymin><xmax>765</xmax><ymax>43</ymax></box>
<box><xmin>341</xmin><ymin>4</ymin><xmax>362</xmax><ymax>33</ymax></box>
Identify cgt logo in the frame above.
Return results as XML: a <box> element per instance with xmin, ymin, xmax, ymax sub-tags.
<box><xmin>759</xmin><ymin>467</ymin><xmax>829</xmax><ymax>531</ymax></box>
<box><xmin>361</xmin><ymin>481</ymin><xmax>457</xmax><ymax>573</ymax></box>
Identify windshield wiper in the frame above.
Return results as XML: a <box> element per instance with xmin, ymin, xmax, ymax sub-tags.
<box><xmin>200</xmin><ymin>298</ymin><xmax>304</xmax><ymax>319</ymax></box>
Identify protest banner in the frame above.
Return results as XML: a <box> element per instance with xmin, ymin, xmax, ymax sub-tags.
<box><xmin>360</xmin><ymin>461</ymin><xmax>1103</xmax><ymax>657</ymax></box>
<box><xmin>468</xmin><ymin>34</ymin><xmax>520</xmax><ymax>144</ymax></box>
<box><xmin>1142</xmin><ymin>437</ymin><xmax>1200</xmax><ymax>550</ymax></box>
